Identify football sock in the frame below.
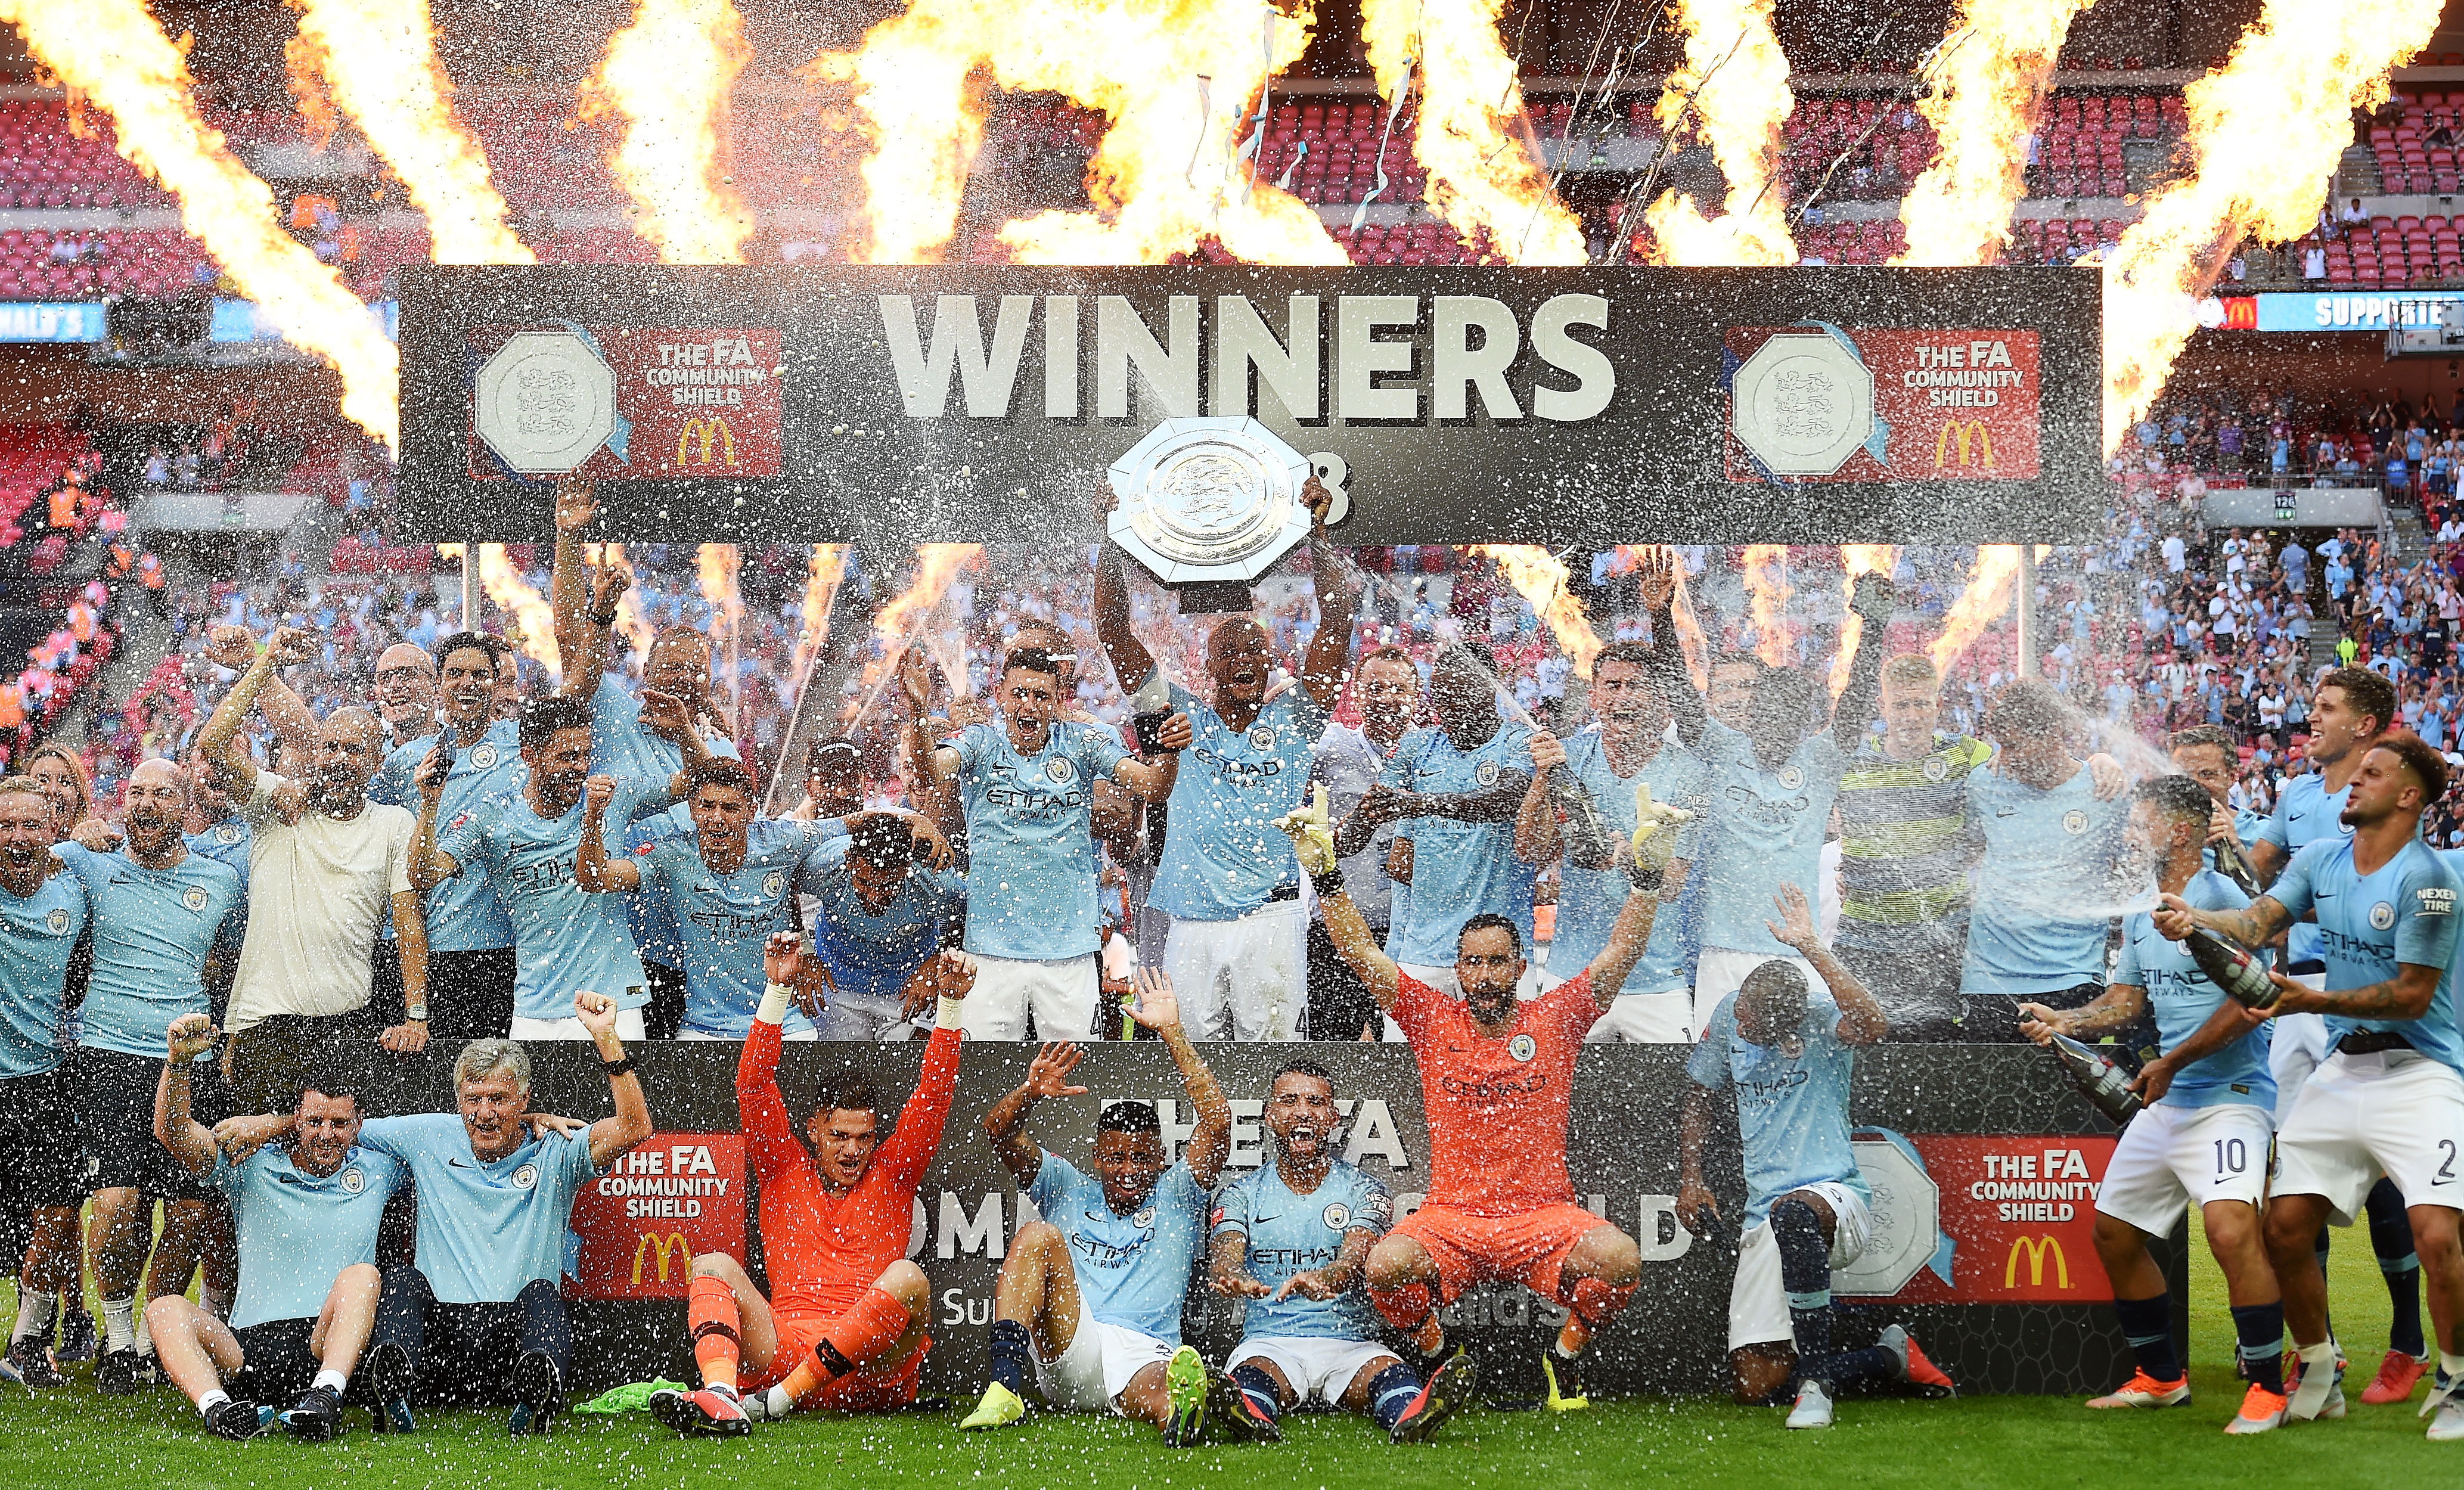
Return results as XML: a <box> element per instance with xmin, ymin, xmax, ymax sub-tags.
<box><xmin>2112</xmin><ymin>1293</ymin><xmax>2181</xmax><ymax>1382</ymax></box>
<box><xmin>313</xmin><ymin>1368</ymin><xmax>349</xmax><ymax>1396</ymax></box>
<box><xmin>1373</xmin><ymin>1280</ymin><xmax>1441</xmax><ymax>1354</ymax></box>
<box><xmin>987</xmin><ymin>1320</ymin><xmax>1032</xmax><ymax>1395</ymax></box>
<box><xmin>1366</xmin><ymin>1362</ymin><xmax>1422</xmax><ymax>1432</ymax></box>
<box><xmin>1563</xmin><ymin>1275</ymin><xmax>1636</xmax><ymax>1355</ymax></box>
<box><xmin>2364</xmin><ymin>1178</ymin><xmax>2425</xmax><ymax>1358</ymax></box>
<box><xmin>1230</xmin><ymin>1362</ymin><xmax>1283</xmax><ymax>1424</ymax></box>
<box><xmin>197</xmin><ymin>1389</ymin><xmax>231</xmax><ymax>1417</ymax></box>
<box><xmin>2231</xmin><ymin>1303</ymin><xmax>2285</xmax><ymax>1394</ymax></box>
<box><xmin>687</xmin><ymin>1276</ymin><xmax>741</xmax><ymax>1392</ymax></box>
<box><xmin>2443</xmin><ymin>1351</ymin><xmax>2464</xmax><ymax>1384</ymax></box>
<box><xmin>10</xmin><ymin>1289</ymin><xmax>57</xmax><ymax>1345</ymax></box>
<box><xmin>133</xmin><ymin>1306</ymin><xmax>153</xmax><ymax>1358</ymax></box>
<box><xmin>777</xmin><ymin>1288</ymin><xmax>910</xmax><ymax>1405</ymax></box>
<box><xmin>1771</xmin><ymin>1198</ymin><xmax>1835</xmax><ymax>1362</ymax></box>
<box><xmin>100</xmin><ymin>1294</ymin><xmax>138</xmax><ymax>1355</ymax></box>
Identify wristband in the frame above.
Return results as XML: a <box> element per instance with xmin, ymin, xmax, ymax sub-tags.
<box><xmin>405</xmin><ymin>1005</ymin><xmax>429</xmax><ymax>1022</ymax></box>
<box><xmin>1308</xmin><ymin>866</ymin><xmax>1346</xmax><ymax>898</ymax></box>
<box><xmin>936</xmin><ymin>995</ymin><xmax>967</xmax><ymax>1031</ymax></box>
<box><xmin>756</xmin><ymin>981</ymin><xmax>795</xmax><ymax>1025</ymax></box>
<box><xmin>601</xmin><ymin>1055</ymin><xmax>637</xmax><ymax>1077</ymax></box>
<box><xmin>1625</xmin><ymin>861</ymin><xmax>1665</xmax><ymax>892</ymax></box>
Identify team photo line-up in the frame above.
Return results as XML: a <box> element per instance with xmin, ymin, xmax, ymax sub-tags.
<box><xmin>2</xmin><ymin>476</ymin><xmax>2462</xmax><ymax>1447</ymax></box>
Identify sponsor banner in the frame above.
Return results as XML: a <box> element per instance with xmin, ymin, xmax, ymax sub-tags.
<box><xmin>567</xmin><ymin>1131</ymin><xmax>747</xmax><ymax>1299</ymax></box>
<box><xmin>465</xmin><ymin>324</ymin><xmax>785</xmax><ymax>481</ymax></box>
<box><xmin>2211</xmin><ymin>290</ymin><xmax>2464</xmax><ymax>332</ymax></box>
<box><xmin>210</xmin><ymin>297</ymin><xmax>398</xmax><ymax>344</ymax></box>
<box><xmin>1841</xmin><ymin>1134</ymin><xmax>2118</xmax><ymax>1305</ymax></box>
<box><xmin>0</xmin><ymin>301</ymin><xmax>107</xmax><ymax>343</ymax></box>
<box><xmin>396</xmin><ymin>265</ymin><xmax>2103</xmax><ymax>544</ymax></box>
<box><xmin>1724</xmin><ymin>325</ymin><xmax>2042</xmax><ymax>483</ymax></box>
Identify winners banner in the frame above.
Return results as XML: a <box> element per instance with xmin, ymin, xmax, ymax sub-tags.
<box><xmin>348</xmin><ymin>1041</ymin><xmax>2173</xmax><ymax>1401</ymax></box>
<box><xmin>397</xmin><ymin>264</ymin><xmax>2103</xmax><ymax>547</ymax></box>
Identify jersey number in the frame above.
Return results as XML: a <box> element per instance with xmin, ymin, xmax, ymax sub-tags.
<box><xmin>2213</xmin><ymin>1138</ymin><xmax>2248</xmax><ymax>1179</ymax></box>
<box><xmin>2438</xmin><ymin>1140</ymin><xmax>2458</xmax><ymax>1184</ymax></box>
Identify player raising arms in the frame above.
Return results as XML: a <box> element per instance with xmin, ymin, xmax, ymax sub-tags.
<box><xmin>1679</xmin><ymin>884</ymin><xmax>1955</xmax><ymax>1430</ymax></box>
<box><xmin>2020</xmin><ymin>775</ymin><xmax>2288</xmax><ymax>1434</ymax></box>
<box><xmin>960</xmin><ymin>971</ymin><xmax>1235</xmax><ymax>1444</ymax></box>
<box><xmin>648</xmin><ymin>932</ymin><xmax>972</xmax><ymax>1436</ymax></box>
<box><xmin>1209</xmin><ymin>1060</ymin><xmax>1475</xmax><ymax>1443</ymax></box>
<box><xmin>2156</xmin><ymin>732</ymin><xmax>2464</xmax><ymax>1440</ymax></box>
<box><xmin>1284</xmin><ymin>784</ymin><xmax>1674</xmax><ymax>1408</ymax></box>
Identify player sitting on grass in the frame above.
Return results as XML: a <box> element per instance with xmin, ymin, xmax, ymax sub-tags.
<box><xmin>1285</xmin><ymin>784</ymin><xmax>1665</xmax><ymax>1410</ymax></box>
<box><xmin>1678</xmin><ymin>884</ymin><xmax>1955</xmax><ymax>1430</ymax></box>
<box><xmin>2021</xmin><ymin>774</ymin><xmax>2289</xmax><ymax>1435</ymax></box>
<box><xmin>648</xmin><ymin>932</ymin><xmax>970</xmax><ymax>1436</ymax></box>
<box><xmin>1209</xmin><ymin>1059</ymin><xmax>1475</xmax><ymax>1444</ymax></box>
<box><xmin>146</xmin><ymin>1014</ymin><xmax>402</xmax><ymax>1441</ymax></box>
<box><xmin>960</xmin><ymin>970</ymin><xmax>1240</xmax><ymax>1445</ymax></box>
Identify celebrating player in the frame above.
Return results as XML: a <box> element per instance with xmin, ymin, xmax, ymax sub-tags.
<box><xmin>1679</xmin><ymin>883</ymin><xmax>1953</xmax><ymax>1429</ymax></box>
<box><xmin>960</xmin><ymin>971</ymin><xmax>1234</xmax><ymax>1443</ymax></box>
<box><xmin>902</xmin><ymin>645</ymin><xmax>1186</xmax><ymax>1040</ymax></box>
<box><xmin>1209</xmin><ymin>1059</ymin><xmax>1475</xmax><ymax>1442</ymax></box>
<box><xmin>797</xmin><ymin>814</ymin><xmax>969</xmax><ymax>1040</ymax></box>
<box><xmin>648</xmin><ymin>932</ymin><xmax>970</xmax><ymax>1435</ymax></box>
<box><xmin>1092</xmin><ymin>474</ymin><xmax>1353</xmax><ymax>1041</ymax></box>
<box><xmin>358</xmin><ymin>994</ymin><xmax>652</xmax><ymax>1435</ymax></box>
<box><xmin>2020</xmin><ymin>775</ymin><xmax>2287</xmax><ymax>1434</ymax></box>
<box><xmin>0</xmin><ymin>777</ymin><xmax>90</xmax><ymax>1387</ymax></box>
<box><xmin>1290</xmin><ymin>781</ymin><xmax>1672</xmax><ymax>1407</ymax></box>
<box><xmin>2155</xmin><ymin>732</ymin><xmax>2464</xmax><ymax>1439</ymax></box>
<box><xmin>147</xmin><ymin>1014</ymin><xmax>403</xmax><ymax>1441</ymax></box>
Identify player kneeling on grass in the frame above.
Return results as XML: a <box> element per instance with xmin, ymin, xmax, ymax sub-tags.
<box><xmin>1678</xmin><ymin>884</ymin><xmax>1956</xmax><ymax>1430</ymax></box>
<box><xmin>1208</xmin><ymin>1059</ymin><xmax>1473</xmax><ymax>1444</ymax></box>
<box><xmin>147</xmin><ymin>1014</ymin><xmax>402</xmax><ymax>1442</ymax></box>
<box><xmin>650</xmin><ymin>933</ymin><xmax>970</xmax><ymax>1436</ymax></box>
<box><xmin>1285</xmin><ymin>785</ymin><xmax>1659</xmax><ymax>1411</ymax></box>
<box><xmin>2021</xmin><ymin>774</ymin><xmax>2290</xmax><ymax>1435</ymax></box>
<box><xmin>961</xmin><ymin>970</ymin><xmax>1241</xmax><ymax>1445</ymax></box>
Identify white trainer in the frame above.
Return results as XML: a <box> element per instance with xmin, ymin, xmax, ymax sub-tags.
<box><xmin>1786</xmin><ymin>1380</ymin><xmax>1834</xmax><ymax>1430</ymax></box>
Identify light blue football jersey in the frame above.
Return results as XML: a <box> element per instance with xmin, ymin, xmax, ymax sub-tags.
<box><xmin>1961</xmin><ymin>767</ymin><xmax>2132</xmax><ymax>995</ymax></box>
<box><xmin>1211</xmin><ymin>1159</ymin><xmax>1390</xmax><ymax>1340</ymax></box>
<box><xmin>1687</xmin><ymin>991</ymin><xmax>1867</xmax><ymax>1230</ymax></box>
<box><xmin>945</xmin><ymin>721</ymin><xmax>1128</xmax><ymax>960</ymax></box>
<box><xmin>437</xmin><ymin>777</ymin><xmax>662</xmax><ymax>1022</ymax></box>
<box><xmin>1548</xmin><ymin>728</ymin><xmax>1711</xmax><ymax>992</ymax></box>
<box><xmin>1379</xmin><ymin>720</ymin><xmax>1537</xmax><ymax>967</ymax></box>
<box><xmin>1028</xmin><ymin>1151</ymin><xmax>1207</xmax><ymax>1343</ymax></box>
<box><xmin>2270</xmin><ymin>836</ymin><xmax>2464</xmax><ymax>1077</ymax></box>
<box><xmin>355</xmin><ymin>1116</ymin><xmax>599</xmax><ymax>1304</ymax></box>
<box><xmin>212</xmin><ymin>1144</ymin><xmax>407</xmax><ymax>1329</ymax></box>
<box><xmin>2111</xmin><ymin>868</ymin><xmax>2274</xmax><ymax>1110</ymax></box>
<box><xmin>55</xmin><ymin>843</ymin><xmax>240</xmax><ymax>1059</ymax></box>
<box><xmin>1148</xmin><ymin>680</ymin><xmax>1327</xmax><ymax>921</ymax></box>
<box><xmin>1692</xmin><ymin>719</ymin><xmax>1846</xmax><ymax>959</ymax></box>
<box><xmin>371</xmin><ymin>719</ymin><xmax>522</xmax><ymax>952</ymax></box>
<box><xmin>2255</xmin><ymin>772</ymin><xmax>2354</xmax><ymax>967</ymax></box>
<box><xmin>0</xmin><ymin>868</ymin><xmax>85</xmax><ymax>1078</ymax></box>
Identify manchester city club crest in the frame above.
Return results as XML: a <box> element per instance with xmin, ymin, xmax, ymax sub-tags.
<box><xmin>1921</xmin><ymin>755</ymin><xmax>1950</xmax><ymax>783</ymax></box>
<box><xmin>2372</xmin><ymin>901</ymin><xmax>2397</xmax><ymax>930</ymax></box>
<box><xmin>1323</xmin><ymin>1202</ymin><xmax>1352</xmax><ymax>1230</ymax></box>
<box><xmin>44</xmin><ymin>907</ymin><xmax>69</xmax><ymax>935</ymax></box>
<box><xmin>1045</xmin><ymin>756</ymin><xmax>1076</xmax><ymax>784</ymax></box>
<box><xmin>2062</xmin><ymin>809</ymin><xmax>2088</xmax><ymax>834</ymax></box>
<box><xmin>1132</xmin><ymin>1206</ymin><xmax>1156</xmax><ymax>1230</ymax></box>
<box><xmin>762</xmin><ymin>870</ymin><xmax>786</xmax><ymax>898</ymax></box>
<box><xmin>1509</xmin><ymin>1033</ymin><xmax>1537</xmax><ymax>1062</ymax></box>
<box><xmin>340</xmin><ymin>1166</ymin><xmax>365</xmax><ymax>1194</ymax></box>
<box><xmin>181</xmin><ymin>886</ymin><xmax>209</xmax><ymax>912</ymax></box>
<box><xmin>1475</xmin><ymin>760</ymin><xmax>1501</xmax><ymax>787</ymax></box>
<box><xmin>469</xmin><ymin>743</ymin><xmax>499</xmax><ymax>770</ymax></box>
<box><xmin>216</xmin><ymin>822</ymin><xmax>243</xmax><ymax>844</ymax></box>
<box><xmin>511</xmin><ymin>1163</ymin><xmax>539</xmax><ymax>1190</ymax></box>
<box><xmin>1776</xmin><ymin>765</ymin><xmax>1805</xmax><ymax>791</ymax></box>
<box><xmin>1247</xmin><ymin>725</ymin><xmax>1276</xmax><ymax>752</ymax></box>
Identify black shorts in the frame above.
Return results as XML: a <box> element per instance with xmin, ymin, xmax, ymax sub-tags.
<box><xmin>0</xmin><ymin>1066</ymin><xmax>86</xmax><ymax>1207</ymax></box>
<box><xmin>73</xmin><ymin>1045</ymin><xmax>223</xmax><ymax>1200</ymax></box>
<box><xmin>427</xmin><ymin>947</ymin><xmax>517</xmax><ymax>1042</ymax></box>
<box><xmin>233</xmin><ymin>1317</ymin><xmax>321</xmax><ymax>1404</ymax></box>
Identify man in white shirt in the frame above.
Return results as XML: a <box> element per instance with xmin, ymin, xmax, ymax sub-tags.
<box><xmin>198</xmin><ymin>625</ymin><xmax>428</xmax><ymax>1112</ymax></box>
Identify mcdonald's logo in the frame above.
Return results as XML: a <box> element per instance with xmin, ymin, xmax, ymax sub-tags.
<box><xmin>676</xmin><ymin>418</ymin><xmax>737</xmax><ymax>467</ymax></box>
<box><xmin>1935</xmin><ymin>418</ymin><xmax>1996</xmax><ymax>470</ymax></box>
<box><xmin>2220</xmin><ymin>297</ymin><xmax>2259</xmax><ymax>331</ymax></box>
<box><xmin>632</xmin><ymin>1231</ymin><xmax>692</xmax><ymax>1286</ymax></box>
<box><xmin>2004</xmin><ymin>1234</ymin><xmax>2069</xmax><ymax>1290</ymax></box>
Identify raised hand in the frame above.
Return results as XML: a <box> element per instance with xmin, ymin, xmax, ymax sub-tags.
<box><xmin>899</xmin><ymin>648</ymin><xmax>935</xmax><ymax>712</ymax></box>
<box><xmin>1764</xmin><ymin>881</ymin><xmax>1818</xmax><ymax>954</ymax></box>
<box><xmin>1273</xmin><ymin>782</ymin><xmax>1338</xmax><ymax>876</ymax></box>
<box><xmin>1128</xmin><ymin>967</ymin><xmax>1180</xmax><ymax>1032</ymax></box>
<box><xmin>573</xmin><ymin>989</ymin><xmax>619</xmax><ymax>1039</ymax></box>
<box><xmin>1848</xmin><ymin>570</ymin><xmax>1897</xmax><ymax>626</ymax></box>
<box><xmin>1024</xmin><ymin>1041</ymin><xmax>1088</xmax><ymax>1100</ymax></box>
<box><xmin>1631</xmin><ymin>781</ymin><xmax>1693</xmax><ymax>875</ymax></box>
<box><xmin>554</xmin><ymin>476</ymin><xmax>597</xmax><ymax>532</ymax></box>
<box><xmin>908</xmin><ymin>814</ymin><xmax>954</xmax><ymax>868</ymax></box>
<box><xmin>1300</xmin><ymin>473</ymin><xmax>1333</xmax><ymax>530</ymax></box>
<box><xmin>202</xmin><ymin>624</ymin><xmax>258</xmax><ymax>673</ymax></box>
<box><xmin>266</xmin><ymin>625</ymin><xmax>319</xmax><ymax>668</ymax></box>
<box><xmin>639</xmin><ymin>688</ymin><xmax>693</xmax><ymax>743</ymax></box>
<box><xmin>763</xmin><ymin>930</ymin><xmax>806</xmax><ymax>989</ymax></box>
<box><xmin>582</xmin><ymin>774</ymin><xmax>617</xmax><ymax>818</ymax></box>
<box><xmin>166</xmin><ymin>1012</ymin><xmax>218</xmax><ymax>1063</ymax></box>
<box><xmin>1634</xmin><ymin>546</ymin><xmax>1677</xmax><ymax>613</ymax></box>
<box><xmin>589</xmin><ymin>563</ymin><xmax>631</xmax><ymax>623</ymax></box>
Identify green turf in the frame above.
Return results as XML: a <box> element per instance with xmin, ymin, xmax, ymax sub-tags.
<box><xmin>1</xmin><ymin>1217</ymin><xmax>2451</xmax><ymax>1488</ymax></box>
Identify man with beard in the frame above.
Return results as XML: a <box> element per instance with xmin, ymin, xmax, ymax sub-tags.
<box><xmin>1092</xmin><ymin>476</ymin><xmax>1352</xmax><ymax>1042</ymax></box>
<box><xmin>53</xmin><ymin>758</ymin><xmax>243</xmax><ymax>1393</ymax></box>
<box><xmin>1336</xmin><ymin>643</ymin><xmax>1537</xmax><ymax>1007</ymax></box>
<box><xmin>1208</xmin><ymin>1059</ymin><xmax>1474</xmax><ymax>1442</ymax></box>
<box><xmin>147</xmin><ymin>1015</ymin><xmax>404</xmax><ymax>1441</ymax></box>
<box><xmin>200</xmin><ymin>625</ymin><xmax>429</xmax><ymax>1113</ymax></box>
<box><xmin>959</xmin><ymin>972</ymin><xmax>1232</xmax><ymax>1441</ymax></box>
<box><xmin>1308</xmin><ymin>647</ymin><xmax>1421</xmax><ymax>1040</ymax></box>
<box><xmin>1517</xmin><ymin>564</ymin><xmax>1712</xmax><ymax>1042</ymax></box>
<box><xmin>0</xmin><ymin>777</ymin><xmax>91</xmax><ymax>1387</ymax></box>
<box><xmin>1287</xmin><ymin>782</ymin><xmax>1684</xmax><ymax>1410</ymax></box>
<box><xmin>411</xmin><ymin>696</ymin><xmax>680</xmax><ymax>1041</ymax></box>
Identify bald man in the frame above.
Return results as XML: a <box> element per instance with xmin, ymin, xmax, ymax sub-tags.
<box><xmin>197</xmin><ymin>625</ymin><xmax>429</xmax><ymax>1113</ymax></box>
<box><xmin>372</xmin><ymin>644</ymin><xmax>438</xmax><ymax>752</ymax></box>
<box><xmin>1093</xmin><ymin>476</ymin><xmax>1355</xmax><ymax>1040</ymax></box>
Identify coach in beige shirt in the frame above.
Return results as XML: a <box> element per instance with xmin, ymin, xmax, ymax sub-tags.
<box><xmin>198</xmin><ymin>625</ymin><xmax>429</xmax><ymax>1109</ymax></box>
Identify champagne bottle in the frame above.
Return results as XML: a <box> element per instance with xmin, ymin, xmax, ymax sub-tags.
<box><xmin>2209</xmin><ymin>837</ymin><xmax>2262</xmax><ymax>899</ymax></box>
<box><xmin>2046</xmin><ymin>1030</ymin><xmax>2143</xmax><ymax>1125</ymax></box>
<box><xmin>2180</xmin><ymin>926</ymin><xmax>2279</xmax><ymax>1010</ymax></box>
<box><xmin>1552</xmin><ymin>774</ymin><xmax>1615</xmax><ymax>868</ymax></box>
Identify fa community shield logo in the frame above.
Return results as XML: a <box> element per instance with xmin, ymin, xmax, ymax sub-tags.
<box><xmin>470</xmin><ymin>743</ymin><xmax>499</xmax><ymax>770</ymax></box>
<box><xmin>511</xmin><ymin>1163</ymin><xmax>539</xmax><ymax>1190</ymax></box>
<box><xmin>1323</xmin><ymin>1202</ymin><xmax>1352</xmax><ymax>1230</ymax></box>
<box><xmin>1474</xmin><ymin>760</ymin><xmax>1500</xmax><ymax>787</ymax></box>
<box><xmin>1045</xmin><ymin>756</ymin><xmax>1076</xmax><ymax>784</ymax></box>
<box><xmin>2371</xmin><ymin>901</ymin><xmax>2397</xmax><ymax>930</ymax></box>
<box><xmin>1509</xmin><ymin>1033</ymin><xmax>1537</xmax><ymax>1062</ymax></box>
<box><xmin>181</xmin><ymin>886</ymin><xmax>209</xmax><ymax>912</ymax></box>
<box><xmin>339</xmin><ymin>1167</ymin><xmax>365</xmax><ymax>1194</ymax></box>
<box><xmin>2062</xmin><ymin>809</ymin><xmax>2089</xmax><ymax>834</ymax></box>
<box><xmin>762</xmin><ymin>870</ymin><xmax>786</xmax><ymax>898</ymax></box>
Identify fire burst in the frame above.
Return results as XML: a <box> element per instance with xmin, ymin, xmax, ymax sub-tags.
<box><xmin>1357</xmin><ymin>0</ymin><xmax>1585</xmax><ymax>265</ymax></box>
<box><xmin>1895</xmin><ymin>1</ymin><xmax>2087</xmax><ymax>268</ymax></box>
<box><xmin>587</xmin><ymin>0</ymin><xmax>758</xmax><ymax>264</ymax></box>
<box><xmin>788</xmin><ymin>544</ymin><xmax>850</xmax><ymax>696</ymax></box>
<box><xmin>1469</xmin><ymin>545</ymin><xmax>1602</xmax><ymax>677</ymax></box>
<box><xmin>284</xmin><ymin>0</ymin><xmax>533</xmax><ymax>263</ymax></box>
<box><xmin>2102</xmin><ymin>0</ymin><xmax>2439</xmax><ymax>445</ymax></box>
<box><xmin>1927</xmin><ymin>544</ymin><xmax>2021</xmax><ymax>674</ymax></box>
<box><xmin>586</xmin><ymin>542</ymin><xmax>659</xmax><ymax>668</ymax></box>
<box><xmin>1740</xmin><ymin>544</ymin><xmax>1794</xmax><ymax>665</ymax></box>
<box><xmin>845</xmin><ymin>544</ymin><xmax>985</xmax><ymax>723</ymax></box>
<box><xmin>1830</xmin><ymin>544</ymin><xmax>1899</xmax><ymax>697</ymax></box>
<box><xmin>442</xmin><ymin>544</ymin><xmax>563</xmax><ymax>678</ymax></box>
<box><xmin>1646</xmin><ymin>0</ymin><xmax>1798</xmax><ymax>266</ymax></box>
<box><xmin>2</xmin><ymin>0</ymin><xmax>401</xmax><ymax>449</ymax></box>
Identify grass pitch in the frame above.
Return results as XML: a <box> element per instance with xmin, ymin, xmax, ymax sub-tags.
<box><xmin>2</xmin><ymin>1221</ymin><xmax>2450</xmax><ymax>1489</ymax></box>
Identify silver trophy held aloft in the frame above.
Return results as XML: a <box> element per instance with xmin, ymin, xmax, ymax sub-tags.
<box><xmin>1107</xmin><ymin>418</ymin><xmax>1325</xmax><ymax>597</ymax></box>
